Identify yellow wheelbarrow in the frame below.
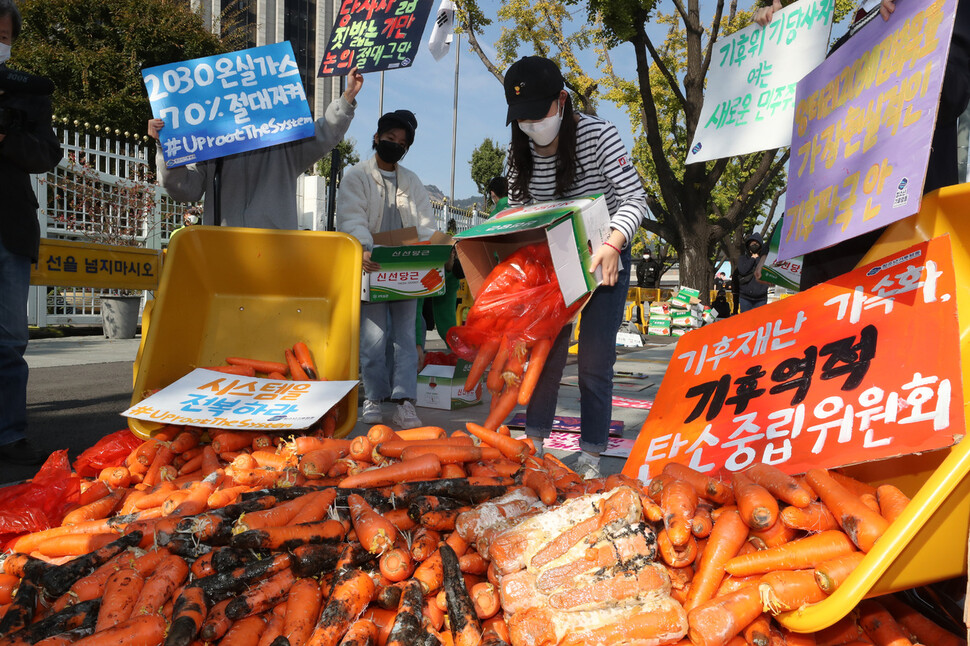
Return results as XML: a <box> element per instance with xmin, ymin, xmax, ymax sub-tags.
<box><xmin>130</xmin><ymin>226</ymin><xmax>363</xmax><ymax>439</ymax></box>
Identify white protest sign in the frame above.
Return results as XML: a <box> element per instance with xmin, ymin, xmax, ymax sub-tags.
<box><xmin>123</xmin><ymin>369</ymin><xmax>358</xmax><ymax>431</ymax></box>
<box><xmin>686</xmin><ymin>0</ymin><xmax>834</xmax><ymax>164</ymax></box>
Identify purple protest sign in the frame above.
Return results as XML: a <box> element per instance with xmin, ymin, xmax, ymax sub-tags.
<box><xmin>778</xmin><ymin>0</ymin><xmax>957</xmax><ymax>261</ymax></box>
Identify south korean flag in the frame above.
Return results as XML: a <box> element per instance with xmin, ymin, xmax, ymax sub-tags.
<box><xmin>428</xmin><ymin>0</ymin><xmax>456</xmax><ymax>61</ymax></box>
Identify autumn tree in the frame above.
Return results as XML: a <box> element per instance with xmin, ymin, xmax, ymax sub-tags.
<box><xmin>314</xmin><ymin>139</ymin><xmax>361</xmax><ymax>181</ymax></box>
<box><xmin>469</xmin><ymin>137</ymin><xmax>508</xmax><ymax>208</ymax></box>
<box><xmin>458</xmin><ymin>0</ymin><xmax>850</xmax><ymax>292</ymax></box>
<box><xmin>12</xmin><ymin>0</ymin><xmax>234</xmax><ymax>137</ymax></box>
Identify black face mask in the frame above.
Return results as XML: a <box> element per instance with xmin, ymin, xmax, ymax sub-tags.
<box><xmin>376</xmin><ymin>140</ymin><xmax>406</xmax><ymax>164</ymax></box>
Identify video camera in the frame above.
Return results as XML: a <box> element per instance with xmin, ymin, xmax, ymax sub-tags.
<box><xmin>0</xmin><ymin>68</ymin><xmax>55</xmax><ymax>134</ymax></box>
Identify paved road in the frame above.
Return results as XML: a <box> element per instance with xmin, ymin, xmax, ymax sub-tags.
<box><xmin>5</xmin><ymin>332</ymin><xmax>676</xmax><ymax>485</ymax></box>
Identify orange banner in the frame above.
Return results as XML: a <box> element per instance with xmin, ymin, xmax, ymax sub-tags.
<box><xmin>623</xmin><ymin>236</ymin><xmax>964</xmax><ymax>481</ymax></box>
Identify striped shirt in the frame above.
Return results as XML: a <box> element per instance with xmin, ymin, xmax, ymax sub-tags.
<box><xmin>508</xmin><ymin>113</ymin><xmax>648</xmax><ymax>247</ymax></box>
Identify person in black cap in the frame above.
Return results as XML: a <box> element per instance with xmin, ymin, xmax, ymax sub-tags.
<box><xmin>502</xmin><ymin>55</ymin><xmax>649</xmax><ymax>477</ymax></box>
<box><xmin>336</xmin><ymin>109</ymin><xmax>435</xmax><ymax>431</ymax></box>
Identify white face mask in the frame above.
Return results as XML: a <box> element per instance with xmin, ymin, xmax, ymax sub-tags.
<box><xmin>0</xmin><ymin>43</ymin><xmax>10</xmax><ymax>65</ymax></box>
<box><xmin>518</xmin><ymin>102</ymin><xmax>563</xmax><ymax>147</ymax></box>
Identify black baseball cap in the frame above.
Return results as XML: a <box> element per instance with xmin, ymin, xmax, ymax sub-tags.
<box><xmin>504</xmin><ymin>56</ymin><xmax>564</xmax><ymax>125</ymax></box>
<box><xmin>377</xmin><ymin>109</ymin><xmax>417</xmax><ymax>145</ymax></box>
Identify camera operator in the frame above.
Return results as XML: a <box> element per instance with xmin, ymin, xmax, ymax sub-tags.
<box><xmin>0</xmin><ymin>0</ymin><xmax>62</xmax><ymax>465</ymax></box>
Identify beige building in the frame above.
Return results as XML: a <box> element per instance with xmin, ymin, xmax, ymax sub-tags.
<box><xmin>188</xmin><ymin>0</ymin><xmax>341</xmax><ymax>118</ymax></box>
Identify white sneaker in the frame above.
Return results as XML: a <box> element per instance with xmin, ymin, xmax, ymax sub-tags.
<box><xmin>575</xmin><ymin>451</ymin><xmax>601</xmax><ymax>480</ymax></box>
<box><xmin>361</xmin><ymin>400</ymin><xmax>383</xmax><ymax>424</ymax></box>
<box><xmin>392</xmin><ymin>400</ymin><xmax>423</xmax><ymax>429</ymax></box>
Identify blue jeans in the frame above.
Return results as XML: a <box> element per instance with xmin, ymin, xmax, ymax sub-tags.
<box><xmin>360</xmin><ymin>299</ymin><xmax>419</xmax><ymax>402</ymax></box>
<box><xmin>739</xmin><ymin>295</ymin><xmax>767</xmax><ymax>312</ymax></box>
<box><xmin>525</xmin><ymin>249</ymin><xmax>632</xmax><ymax>453</ymax></box>
<box><xmin>0</xmin><ymin>243</ymin><xmax>30</xmax><ymax>446</ymax></box>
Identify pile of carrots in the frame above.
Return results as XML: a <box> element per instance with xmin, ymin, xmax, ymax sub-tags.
<box><xmin>201</xmin><ymin>342</ymin><xmax>322</xmax><ymax>381</ymax></box>
<box><xmin>0</xmin><ymin>414</ymin><xmax>964</xmax><ymax>646</ymax></box>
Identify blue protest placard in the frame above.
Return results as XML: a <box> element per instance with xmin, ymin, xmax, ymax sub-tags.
<box><xmin>143</xmin><ymin>42</ymin><xmax>316</xmax><ymax>168</ymax></box>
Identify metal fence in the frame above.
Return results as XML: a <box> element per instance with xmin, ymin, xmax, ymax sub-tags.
<box><xmin>29</xmin><ymin>123</ymin><xmax>484</xmax><ymax>327</ymax></box>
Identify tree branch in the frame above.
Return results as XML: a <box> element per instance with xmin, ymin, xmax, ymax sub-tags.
<box><xmin>701</xmin><ymin>0</ymin><xmax>726</xmax><ymax>77</ymax></box>
<box><xmin>643</xmin><ymin>35</ymin><xmax>688</xmax><ymax>116</ymax></box>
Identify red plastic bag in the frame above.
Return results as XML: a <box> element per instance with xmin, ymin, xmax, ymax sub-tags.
<box><xmin>0</xmin><ymin>450</ymin><xmax>80</xmax><ymax>547</ymax></box>
<box><xmin>423</xmin><ymin>351</ymin><xmax>458</xmax><ymax>367</ymax></box>
<box><xmin>447</xmin><ymin>242</ymin><xmax>583</xmax><ymax>360</ymax></box>
<box><xmin>73</xmin><ymin>429</ymin><xmax>143</xmax><ymax>478</ymax></box>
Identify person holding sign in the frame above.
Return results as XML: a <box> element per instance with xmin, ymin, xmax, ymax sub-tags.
<box><xmin>336</xmin><ymin>109</ymin><xmax>435</xmax><ymax>430</ymax></box>
<box><xmin>0</xmin><ymin>0</ymin><xmax>62</xmax><ymax>466</ymax></box>
<box><xmin>503</xmin><ymin>56</ymin><xmax>648</xmax><ymax>477</ymax></box>
<box><xmin>147</xmin><ymin>66</ymin><xmax>364</xmax><ymax>229</ymax></box>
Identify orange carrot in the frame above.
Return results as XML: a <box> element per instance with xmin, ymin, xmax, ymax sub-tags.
<box><xmin>486</xmin><ymin>336</ymin><xmax>512</xmax><ymax>393</ymax></box>
<box><xmin>96</xmin><ymin>567</ymin><xmax>145</xmax><ymax>631</ymax></box>
<box><xmin>98</xmin><ymin>466</ymin><xmax>132</xmax><ymax>489</ymax></box>
<box><xmin>814</xmin><ymin>616</ymin><xmax>865</xmax><ymax>646</ymax></box>
<box><xmin>830</xmin><ymin>471</ymin><xmax>878</xmax><ymax>498</ymax></box>
<box><xmin>227</xmin><ymin>569</ymin><xmax>298</xmax><ymax>620</ymax></box>
<box><xmin>441</xmin><ymin>463</ymin><xmax>467</xmax><ymax>479</ymax></box>
<box><xmin>306</xmin><ymin>569</ymin><xmax>375</xmax><ymax>646</ymax></box>
<box><xmin>725</xmin><ymin>530</ymin><xmax>856</xmax><ymax>577</ymax></box>
<box><xmin>281</xmin><ymin>577</ymin><xmax>323</xmax><ymax>646</ymax></box>
<box><xmin>875</xmin><ymin>484</ymin><xmax>910</xmax><ymax>523</ymax></box>
<box><xmin>687</xmin><ymin>585</ymin><xmax>765</xmax><ymax>646</ymax></box>
<box><xmin>470</xmin><ymin>582</ymin><xmax>501</xmax><ymax>620</ymax></box>
<box><xmin>236</xmin><ymin>494</ymin><xmax>313</xmax><ymax>532</ymax></box>
<box><xmin>518</xmin><ymin>338</ymin><xmax>552</xmax><ymax>405</ymax></box>
<box><xmin>293</xmin><ymin>342</ymin><xmax>319</xmax><ymax>380</ymax></box>
<box><xmin>658</xmin><ymin>529</ymin><xmax>698</xmax><ymax>568</ymax></box>
<box><xmin>375</xmin><ymin>438</ymin><xmax>474</xmax><ymax>459</ymax></box>
<box><xmin>749</xmin><ymin>514</ymin><xmax>797</xmax><ymax>548</ymax></box>
<box><xmin>780</xmin><ymin>502</ymin><xmax>840</xmax><ymax>532</ymax></box>
<box><xmin>662</xmin><ymin>478</ymin><xmax>699</xmax><ymax>547</ymax></box>
<box><xmin>400</xmin><ymin>444</ymin><xmax>502</xmax><ymax>464</ymax></box>
<box><xmin>33</xmin><ymin>532</ymin><xmax>120</xmax><ymax>558</ymax></box>
<box><xmin>482</xmin><ymin>383</ymin><xmax>520</xmax><ymax>431</ymax></box>
<box><xmin>413</xmin><ymin>532</ymin><xmax>469</xmax><ymax>594</ymax></box>
<box><xmin>732</xmin><ymin>470</ymin><xmax>779</xmax><ymax>531</ymax></box>
<box><xmin>760</xmin><ymin>569</ymin><xmax>828</xmax><ymax>612</ymax></box>
<box><xmin>858</xmin><ymin>599</ymin><xmax>914</xmax><ymax>646</ymax></box>
<box><xmin>662</xmin><ymin>463</ymin><xmax>735</xmax><ymax>505</ymax></box>
<box><xmin>78</xmin><ymin>479</ymin><xmax>111</xmax><ymax>506</ymax></box>
<box><xmin>813</xmin><ymin>551</ymin><xmax>866</xmax><ymax>593</ymax></box>
<box><xmin>465</xmin><ymin>422</ymin><xmax>529</xmax><ymax>462</ymax></box>
<box><xmin>72</xmin><ymin>614</ymin><xmax>167</xmax><ymax>646</ymax></box>
<box><xmin>685</xmin><ymin>510</ymin><xmax>749</xmax><ymax>611</ymax></box>
<box><xmin>348</xmin><ymin>493</ymin><xmax>398</xmax><ymax>555</ymax></box>
<box><xmin>299</xmin><ymin>448</ymin><xmax>340</xmax><ymax>478</ymax></box>
<box><xmin>285</xmin><ymin>348</ymin><xmax>310</xmax><ymax>380</ymax></box>
<box><xmin>169</xmin><ymin>429</ymin><xmax>201</xmax><ymax>454</ymax></box>
<box><xmin>521</xmin><ymin>468</ymin><xmax>557</xmax><ymax>506</ymax></box>
<box><xmin>395</xmin><ymin>426</ymin><xmax>448</xmax><ymax>441</ymax></box>
<box><xmin>379</xmin><ymin>547</ymin><xmax>415</xmax><ymax>582</ymax></box>
<box><xmin>350</xmin><ymin>436</ymin><xmax>376</xmax><ymax>463</ymax></box>
<box><xmin>231</xmin><ymin>520</ymin><xmax>347</xmax><ymax>550</ymax></box>
<box><xmin>62</xmin><ymin>489</ymin><xmax>125</xmax><ymax>525</ymax></box>
<box><xmin>465</xmin><ymin>337</ymin><xmax>500</xmax><ymax>391</ymax></box>
<box><xmin>806</xmin><ymin>469</ymin><xmax>890</xmax><ymax>552</ymax></box>
<box><xmin>411</xmin><ymin>528</ymin><xmax>441</xmax><ymax>562</ymax></box>
<box><xmin>289</xmin><ymin>489</ymin><xmax>338</xmax><ymax>525</ymax></box>
<box><xmin>338</xmin><ymin>453</ymin><xmax>442</xmax><ymax>489</ymax></box>
<box><xmin>222</xmin><ymin>615</ymin><xmax>269</xmax><ymax>646</ymax></box>
<box><xmin>366</xmin><ymin>424</ymin><xmax>399</xmax><ymax>445</ymax></box>
<box><xmin>337</xmin><ymin>619</ymin><xmax>379</xmax><ymax>646</ymax></box>
<box><xmin>744</xmin><ymin>463</ymin><xmax>814</xmax><ymax>507</ymax></box>
<box><xmin>879</xmin><ymin>596</ymin><xmax>966</xmax><ymax>646</ymax></box>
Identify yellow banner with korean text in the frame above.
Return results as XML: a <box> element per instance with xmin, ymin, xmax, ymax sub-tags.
<box><xmin>623</xmin><ymin>236</ymin><xmax>964</xmax><ymax>481</ymax></box>
<box><xmin>30</xmin><ymin>238</ymin><xmax>162</xmax><ymax>291</ymax></box>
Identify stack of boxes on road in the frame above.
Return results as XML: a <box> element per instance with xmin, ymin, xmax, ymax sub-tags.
<box><xmin>645</xmin><ymin>287</ymin><xmax>718</xmax><ymax>337</ymax></box>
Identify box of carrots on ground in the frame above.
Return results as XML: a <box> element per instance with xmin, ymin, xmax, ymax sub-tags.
<box><xmin>0</xmin><ymin>414</ymin><xmax>964</xmax><ymax>646</ymax></box>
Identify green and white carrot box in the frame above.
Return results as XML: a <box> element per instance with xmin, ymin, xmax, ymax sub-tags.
<box><xmin>361</xmin><ymin>229</ymin><xmax>454</xmax><ymax>302</ymax></box>
<box><xmin>416</xmin><ymin>360</ymin><xmax>484</xmax><ymax>410</ymax></box>
<box><xmin>455</xmin><ymin>194</ymin><xmax>612</xmax><ymax>306</ymax></box>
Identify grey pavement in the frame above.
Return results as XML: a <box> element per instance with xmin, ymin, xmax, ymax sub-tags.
<box><xmin>7</xmin><ymin>329</ymin><xmax>677</xmax><ymax>485</ymax></box>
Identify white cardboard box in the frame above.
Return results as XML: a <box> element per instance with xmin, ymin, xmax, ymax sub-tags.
<box><xmin>415</xmin><ymin>359</ymin><xmax>483</xmax><ymax>410</ymax></box>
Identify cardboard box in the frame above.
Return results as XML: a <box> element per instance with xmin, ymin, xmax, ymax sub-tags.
<box><xmin>455</xmin><ymin>195</ymin><xmax>612</xmax><ymax>306</ymax></box>
<box><xmin>647</xmin><ymin>318</ymin><xmax>672</xmax><ymax>336</ymax></box>
<box><xmin>416</xmin><ymin>359</ymin><xmax>483</xmax><ymax>410</ymax></box>
<box><xmin>362</xmin><ymin>229</ymin><xmax>454</xmax><ymax>302</ymax></box>
<box><xmin>670</xmin><ymin>287</ymin><xmax>702</xmax><ymax>310</ymax></box>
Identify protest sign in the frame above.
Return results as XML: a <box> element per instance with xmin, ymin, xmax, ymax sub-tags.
<box><xmin>686</xmin><ymin>0</ymin><xmax>833</xmax><ymax>164</ymax></box>
<box><xmin>144</xmin><ymin>42</ymin><xmax>315</xmax><ymax>169</ymax></box>
<box><xmin>779</xmin><ymin>0</ymin><xmax>957</xmax><ymax>260</ymax></box>
<box><xmin>123</xmin><ymin>369</ymin><xmax>358</xmax><ymax>431</ymax></box>
<box><xmin>318</xmin><ymin>0</ymin><xmax>435</xmax><ymax>76</ymax></box>
<box><xmin>760</xmin><ymin>219</ymin><xmax>803</xmax><ymax>291</ymax></box>
<box><xmin>623</xmin><ymin>236</ymin><xmax>963</xmax><ymax>481</ymax></box>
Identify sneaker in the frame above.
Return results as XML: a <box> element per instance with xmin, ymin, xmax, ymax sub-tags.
<box><xmin>361</xmin><ymin>400</ymin><xmax>383</xmax><ymax>424</ymax></box>
<box><xmin>392</xmin><ymin>400</ymin><xmax>423</xmax><ymax>429</ymax></box>
<box><xmin>575</xmin><ymin>451</ymin><xmax>601</xmax><ymax>480</ymax></box>
<box><xmin>0</xmin><ymin>438</ymin><xmax>46</xmax><ymax>466</ymax></box>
